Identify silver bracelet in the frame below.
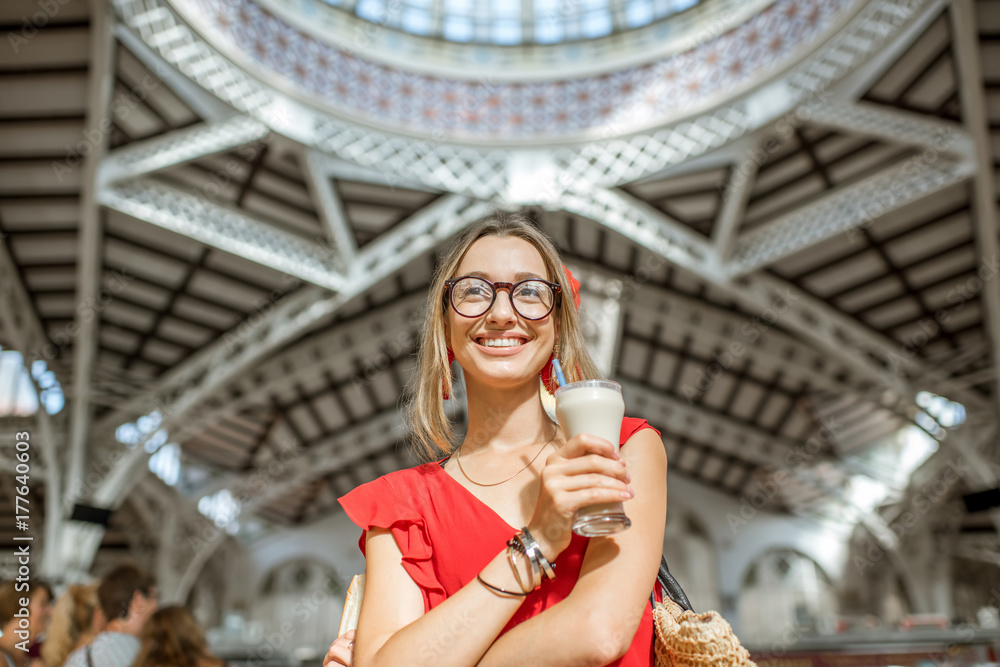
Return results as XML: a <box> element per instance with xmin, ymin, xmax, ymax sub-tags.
<box><xmin>507</xmin><ymin>535</ymin><xmax>540</xmax><ymax>591</ymax></box>
<box><xmin>506</xmin><ymin>544</ymin><xmax>531</xmax><ymax>594</ymax></box>
<box><xmin>515</xmin><ymin>528</ymin><xmax>556</xmax><ymax>583</ymax></box>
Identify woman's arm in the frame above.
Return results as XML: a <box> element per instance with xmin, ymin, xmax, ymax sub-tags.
<box><xmin>352</xmin><ymin>528</ymin><xmax>526</xmax><ymax>667</ymax></box>
<box><xmin>476</xmin><ymin>429</ymin><xmax>668</xmax><ymax>666</ymax></box>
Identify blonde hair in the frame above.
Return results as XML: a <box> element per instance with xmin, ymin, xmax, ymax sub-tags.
<box><xmin>406</xmin><ymin>211</ymin><xmax>601</xmax><ymax>460</ymax></box>
<box><xmin>41</xmin><ymin>585</ymin><xmax>98</xmax><ymax>667</ymax></box>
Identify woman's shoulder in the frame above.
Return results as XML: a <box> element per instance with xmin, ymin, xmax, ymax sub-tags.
<box><xmin>620</xmin><ymin>416</ymin><xmax>660</xmax><ymax>444</ymax></box>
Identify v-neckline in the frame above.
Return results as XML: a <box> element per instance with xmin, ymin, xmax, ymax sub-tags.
<box><xmin>435</xmin><ymin>456</ymin><xmax>521</xmax><ymax>532</ymax></box>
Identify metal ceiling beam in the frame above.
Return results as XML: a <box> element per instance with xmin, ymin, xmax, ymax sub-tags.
<box><xmin>172</xmin><ymin>408</ymin><xmax>408</xmax><ymax>601</ymax></box>
<box><xmin>804</xmin><ymin>98</ymin><xmax>974</xmax><ymax>157</ymax></box>
<box><xmin>66</xmin><ymin>0</ymin><xmax>116</xmax><ymax>531</ymax></box>
<box><xmin>98</xmin><ymin>178</ymin><xmax>348</xmax><ymax>291</ymax></box>
<box><xmin>92</xmin><ymin>195</ymin><xmax>485</xmax><ymax>440</ymax></box>
<box><xmin>99</xmin><ymin>116</ymin><xmax>270</xmax><ymax>185</ymax></box>
<box><xmin>569</xmin><ymin>186</ymin><xmax>993</xmax><ymax>414</ymax></box>
<box><xmin>561</xmin><ymin>186</ymin><xmax>724</xmax><ymax>282</ymax></box>
<box><xmin>950</xmin><ymin>0</ymin><xmax>1000</xmax><ymax>418</ymax></box>
<box><xmin>302</xmin><ymin>149</ymin><xmax>357</xmax><ymax>268</ymax></box>
<box><xmin>712</xmin><ymin>136</ymin><xmax>760</xmax><ymax>265</ymax></box>
<box><xmin>0</xmin><ymin>240</ymin><xmax>51</xmax><ymax>369</ymax></box>
<box><xmin>56</xmin><ymin>194</ymin><xmax>487</xmax><ymax>576</ymax></box>
<box><xmin>620</xmin><ymin>379</ymin><xmax>797</xmax><ymax>470</ymax></box>
<box><xmin>112</xmin><ymin>22</ymin><xmax>235</xmax><ymax>122</ymax></box>
<box><xmin>319</xmin><ymin>154</ymin><xmax>436</xmax><ymax>193</ymax></box>
<box><xmin>570</xmin><ymin>259</ymin><xmax>871</xmax><ymax>399</ymax></box>
<box><xmin>564</xmin><ymin>186</ymin><xmax>907</xmax><ymax>396</ymax></box>
<box><xmin>829</xmin><ymin>0</ymin><xmax>950</xmax><ymax>101</ymax></box>
<box><xmin>729</xmin><ymin>155</ymin><xmax>975</xmax><ymax>276</ymax></box>
<box><xmin>165</xmin><ymin>292</ymin><xmax>425</xmax><ymax>448</ymax></box>
<box><xmin>86</xmin><ymin>195</ymin><xmax>490</xmax><ymax>510</ymax></box>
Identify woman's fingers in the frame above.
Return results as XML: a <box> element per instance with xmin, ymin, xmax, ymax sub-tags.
<box><xmin>552</xmin><ymin>433</ymin><xmax>620</xmax><ymax>463</ymax></box>
<box><xmin>546</xmin><ymin>453</ymin><xmax>629</xmax><ymax>484</ymax></box>
<box><xmin>556</xmin><ymin>472</ymin><xmax>632</xmax><ymax>495</ymax></box>
<box><xmin>323</xmin><ymin>629</ymin><xmax>356</xmax><ymax>667</ymax></box>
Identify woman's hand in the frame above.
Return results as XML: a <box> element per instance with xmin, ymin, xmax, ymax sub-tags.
<box><xmin>323</xmin><ymin>628</ymin><xmax>356</xmax><ymax>666</ymax></box>
<box><xmin>527</xmin><ymin>433</ymin><xmax>632</xmax><ymax>559</ymax></box>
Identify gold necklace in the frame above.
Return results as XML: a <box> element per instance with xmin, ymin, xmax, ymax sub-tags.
<box><xmin>456</xmin><ymin>427</ymin><xmax>557</xmax><ymax>487</ymax></box>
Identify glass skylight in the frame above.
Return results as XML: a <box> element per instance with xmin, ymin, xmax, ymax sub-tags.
<box><xmin>0</xmin><ymin>348</ymin><xmax>65</xmax><ymax>416</ymax></box>
<box><xmin>325</xmin><ymin>0</ymin><xmax>702</xmax><ymax>45</ymax></box>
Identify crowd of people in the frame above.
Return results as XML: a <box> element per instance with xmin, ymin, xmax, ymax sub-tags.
<box><xmin>0</xmin><ymin>565</ymin><xmax>228</xmax><ymax>667</ymax></box>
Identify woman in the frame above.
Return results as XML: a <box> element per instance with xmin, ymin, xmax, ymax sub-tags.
<box><xmin>41</xmin><ymin>585</ymin><xmax>103</xmax><ymax>667</ymax></box>
<box><xmin>131</xmin><ymin>607</ymin><xmax>226</xmax><ymax>667</ymax></box>
<box><xmin>327</xmin><ymin>213</ymin><xmax>667</xmax><ymax>667</ymax></box>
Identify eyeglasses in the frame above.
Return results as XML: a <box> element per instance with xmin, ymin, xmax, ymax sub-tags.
<box><xmin>444</xmin><ymin>276</ymin><xmax>562</xmax><ymax>320</ymax></box>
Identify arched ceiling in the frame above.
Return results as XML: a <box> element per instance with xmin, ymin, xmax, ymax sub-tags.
<box><xmin>0</xmin><ymin>0</ymin><xmax>998</xmax><ymax>578</ymax></box>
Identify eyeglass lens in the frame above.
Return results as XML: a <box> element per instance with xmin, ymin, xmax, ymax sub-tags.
<box><xmin>451</xmin><ymin>277</ymin><xmax>555</xmax><ymax>319</ymax></box>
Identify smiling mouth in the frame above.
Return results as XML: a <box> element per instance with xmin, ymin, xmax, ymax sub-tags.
<box><xmin>476</xmin><ymin>337</ymin><xmax>528</xmax><ymax>348</ymax></box>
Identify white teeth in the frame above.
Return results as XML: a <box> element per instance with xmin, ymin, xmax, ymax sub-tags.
<box><xmin>480</xmin><ymin>338</ymin><xmax>525</xmax><ymax>347</ymax></box>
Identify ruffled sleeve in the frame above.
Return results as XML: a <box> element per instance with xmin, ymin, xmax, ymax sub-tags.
<box><xmin>338</xmin><ymin>472</ymin><xmax>446</xmax><ymax>612</ymax></box>
<box><xmin>620</xmin><ymin>416</ymin><xmax>660</xmax><ymax>445</ymax></box>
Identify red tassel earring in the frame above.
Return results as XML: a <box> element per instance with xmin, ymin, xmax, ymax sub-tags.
<box><xmin>443</xmin><ymin>347</ymin><xmax>456</xmax><ymax>400</ymax></box>
<box><xmin>540</xmin><ymin>352</ymin><xmax>557</xmax><ymax>396</ymax></box>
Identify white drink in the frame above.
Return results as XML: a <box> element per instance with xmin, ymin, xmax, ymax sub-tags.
<box><xmin>554</xmin><ymin>380</ymin><xmax>630</xmax><ymax>536</ymax></box>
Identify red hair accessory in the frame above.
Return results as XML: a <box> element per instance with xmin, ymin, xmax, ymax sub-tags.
<box><xmin>562</xmin><ymin>264</ymin><xmax>581</xmax><ymax>310</ymax></box>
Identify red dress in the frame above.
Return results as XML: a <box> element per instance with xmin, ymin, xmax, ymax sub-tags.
<box><xmin>338</xmin><ymin>417</ymin><xmax>660</xmax><ymax>667</ymax></box>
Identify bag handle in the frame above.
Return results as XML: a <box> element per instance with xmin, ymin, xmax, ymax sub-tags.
<box><xmin>650</xmin><ymin>554</ymin><xmax>694</xmax><ymax>612</ymax></box>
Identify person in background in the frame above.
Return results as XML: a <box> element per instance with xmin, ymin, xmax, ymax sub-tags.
<box><xmin>41</xmin><ymin>585</ymin><xmax>105</xmax><ymax>667</ymax></box>
<box><xmin>0</xmin><ymin>579</ymin><xmax>52</xmax><ymax>667</ymax></box>
<box><xmin>131</xmin><ymin>606</ymin><xmax>227</xmax><ymax>667</ymax></box>
<box><xmin>63</xmin><ymin>565</ymin><xmax>157</xmax><ymax>667</ymax></box>
<box><xmin>26</xmin><ymin>582</ymin><xmax>52</xmax><ymax>667</ymax></box>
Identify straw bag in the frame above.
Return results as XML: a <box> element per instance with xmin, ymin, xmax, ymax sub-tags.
<box><xmin>652</xmin><ymin>557</ymin><xmax>757</xmax><ymax>667</ymax></box>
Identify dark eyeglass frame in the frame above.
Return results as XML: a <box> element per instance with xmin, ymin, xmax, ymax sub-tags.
<box><xmin>443</xmin><ymin>276</ymin><xmax>562</xmax><ymax>321</ymax></box>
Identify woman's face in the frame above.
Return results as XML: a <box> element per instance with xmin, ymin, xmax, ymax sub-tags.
<box><xmin>447</xmin><ymin>236</ymin><xmax>559</xmax><ymax>391</ymax></box>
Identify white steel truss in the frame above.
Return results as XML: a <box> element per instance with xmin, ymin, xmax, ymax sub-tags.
<box><xmin>712</xmin><ymin>136</ymin><xmax>760</xmax><ymax>265</ymax></box>
<box><xmin>111</xmin><ymin>21</ymin><xmax>235</xmax><ymax>122</ymax></box>
<box><xmin>564</xmin><ymin>184</ymin><xmax>992</xmax><ymax>414</ymax></box>
<box><xmin>805</xmin><ymin>98</ymin><xmax>975</xmax><ymax>157</ymax></box>
<box><xmin>85</xmin><ymin>196</ymin><xmax>491</xmax><ymax>525</ymax></box>
<box><xmin>951</xmin><ymin>0</ymin><xmax>1000</xmax><ymax>418</ymax></box>
<box><xmin>98</xmin><ymin>178</ymin><xmax>349</xmax><ymax>291</ymax></box>
<box><xmin>622</xmin><ymin>379</ymin><xmax>800</xmax><ymax>469</ymax></box>
<box><xmin>729</xmin><ymin>155</ymin><xmax>975</xmax><ymax>276</ymax></box>
<box><xmin>66</xmin><ymin>0</ymin><xmax>117</xmax><ymax>539</ymax></box>
<box><xmin>166</xmin><ymin>293</ymin><xmax>425</xmax><ymax>448</ymax></box>
<box><xmin>571</xmin><ymin>260</ymin><xmax>870</xmax><ymax>398</ymax></box>
<box><xmin>98</xmin><ymin>116</ymin><xmax>271</xmax><ymax>186</ymax></box>
<box><xmin>0</xmin><ymin>240</ymin><xmax>52</xmax><ymax>369</ymax></box>
<box><xmin>302</xmin><ymin>149</ymin><xmax>358</xmax><ymax>267</ymax></box>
